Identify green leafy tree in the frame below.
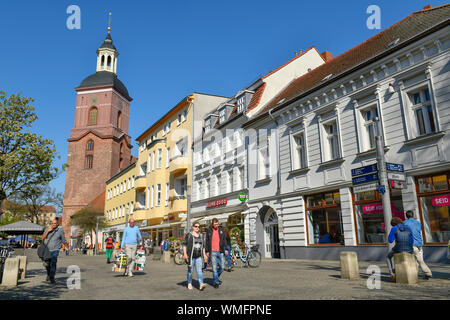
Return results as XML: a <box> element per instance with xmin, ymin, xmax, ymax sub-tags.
<box><xmin>70</xmin><ymin>208</ymin><xmax>107</xmax><ymax>236</ymax></box>
<box><xmin>0</xmin><ymin>91</ymin><xmax>61</xmax><ymax>208</ymax></box>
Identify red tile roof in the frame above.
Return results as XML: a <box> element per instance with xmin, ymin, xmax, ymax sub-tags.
<box><xmin>245</xmin><ymin>82</ymin><xmax>267</xmax><ymax>114</ymax></box>
<box><xmin>252</xmin><ymin>4</ymin><xmax>450</xmax><ymax>119</ymax></box>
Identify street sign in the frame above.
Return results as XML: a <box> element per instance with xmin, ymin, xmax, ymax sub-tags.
<box><xmin>387</xmin><ymin>172</ymin><xmax>406</xmax><ymax>181</ymax></box>
<box><xmin>351</xmin><ymin>164</ymin><xmax>378</xmax><ymax>177</ymax></box>
<box><xmin>386</xmin><ymin>163</ymin><xmax>404</xmax><ymax>172</ymax></box>
<box><xmin>353</xmin><ymin>182</ymin><xmax>378</xmax><ymax>193</ymax></box>
<box><xmin>377</xmin><ymin>185</ymin><xmax>386</xmax><ymax>194</ymax></box>
<box><xmin>352</xmin><ymin>173</ymin><xmax>379</xmax><ymax>185</ymax></box>
<box><xmin>390</xmin><ymin>180</ymin><xmax>406</xmax><ymax>189</ymax></box>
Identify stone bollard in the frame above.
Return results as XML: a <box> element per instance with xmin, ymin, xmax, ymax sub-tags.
<box><xmin>1</xmin><ymin>257</ymin><xmax>19</xmax><ymax>286</ymax></box>
<box><xmin>393</xmin><ymin>252</ymin><xmax>418</xmax><ymax>284</ymax></box>
<box><xmin>340</xmin><ymin>251</ymin><xmax>360</xmax><ymax>280</ymax></box>
<box><xmin>162</xmin><ymin>251</ymin><xmax>171</xmax><ymax>264</ymax></box>
<box><xmin>17</xmin><ymin>256</ymin><xmax>28</xmax><ymax>280</ymax></box>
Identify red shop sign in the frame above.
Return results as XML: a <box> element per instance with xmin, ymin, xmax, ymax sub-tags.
<box><xmin>362</xmin><ymin>202</ymin><xmax>405</xmax><ymax>220</ymax></box>
<box><xmin>206</xmin><ymin>198</ymin><xmax>227</xmax><ymax>209</ymax></box>
<box><xmin>431</xmin><ymin>194</ymin><xmax>450</xmax><ymax>207</ymax></box>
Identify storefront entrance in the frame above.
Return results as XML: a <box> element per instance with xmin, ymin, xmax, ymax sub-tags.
<box><xmin>264</xmin><ymin>209</ymin><xmax>280</xmax><ymax>258</ymax></box>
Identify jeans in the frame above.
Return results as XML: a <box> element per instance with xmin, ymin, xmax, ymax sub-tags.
<box><xmin>386</xmin><ymin>250</ymin><xmax>395</xmax><ymax>275</ymax></box>
<box><xmin>44</xmin><ymin>250</ymin><xmax>59</xmax><ymax>280</ymax></box>
<box><xmin>211</xmin><ymin>251</ymin><xmax>224</xmax><ymax>284</ymax></box>
<box><xmin>187</xmin><ymin>257</ymin><xmax>204</xmax><ymax>285</ymax></box>
<box><xmin>225</xmin><ymin>245</ymin><xmax>232</xmax><ymax>269</ymax></box>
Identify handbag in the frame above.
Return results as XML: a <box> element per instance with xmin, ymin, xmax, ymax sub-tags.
<box><xmin>37</xmin><ymin>229</ymin><xmax>57</xmax><ymax>260</ymax></box>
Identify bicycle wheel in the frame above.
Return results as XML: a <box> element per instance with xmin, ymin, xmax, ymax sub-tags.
<box><xmin>247</xmin><ymin>251</ymin><xmax>261</xmax><ymax>268</ymax></box>
<box><xmin>173</xmin><ymin>252</ymin><xmax>184</xmax><ymax>265</ymax></box>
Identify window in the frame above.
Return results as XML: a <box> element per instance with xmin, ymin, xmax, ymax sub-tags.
<box><xmin>219</xmin><ymin>109</ymin><xmax>226</xmax><ymax>124</ymax></box>
<box><xmin>85</xmin><ymin>155</ymin><xmax>93</xmax><ymax>169</ymax></box>
<box><xmin>258</xmin><ymin>132</ymin><xmax>270</xmax><ymax>179</ymax></box>
<box><xmin>148</xmin><ymin>153</ymin><xmax>151</xmax><ymax>172</ymax></box>
<box><xmin>151</xmin><ymin>185</ymin><xmax>154</xmax><ymax>208</ymax></box>
<box><xmin>152</xmin><ymin>151</ymin><xmax>155</xmax><ymax>170</ymax></box>
<box><xmin>409</xmin><ymin>88</ymin><xmax>436</xmax><ymax>136</ymax></box>
<box><xmin>204</xmin><ymin>119</ymin><xmax>210</xmax><ymax>134</ymax></box>
<box><xmin>361</xmin><ymin>107</ymin><xmax>378</xmax><ymax>151</ymax></box>
<box><xmin>166</xmin><ymin>147</ymin><xmax>170</xmax><ymax>167</ymax></box>
<box><xmin>197</xmin><ymin>180</ymin><xmax>203</xmax><ymax>201</ymax></box>
<box><xmin>180</xmin><ymin>178</ymin><xmax>187</xmax><ymax>197</ymax></box>
<box><xmin>128</xmin><ymin>178</ymin><xmax>131</xmax><ymax>190</ymax></box>
<box><xmin>323</xmin><ymin>121</ymin><xmax>340</xmax><ymax>161</ymax></box>
<box><xmin>238</xmin><ymin>166</ymin><xmax>244</xmax><ymax>190</ymax></box>
<box><xmin>182</xmin><ymin>110</ymin><xmax>187</xmax><ymax>122</ymax></box>
<box><xmin>205</xmin><ymin>178</ymin><xmax>210</xmax><ymax>199</ymax></box>
<box><xmin>162</xmin><ymin>125</ymin><xmax>166</xmax><ymax>136</ymax></box>
<box><xmin>86</xmin><ymin>140</ymin><xmax>94</xmax><ymax>151</ymax></box>
<box><xmin>157</xmin><ymin>148</ymin><xmax>162</xmax><ymax>169</ymax></box>
<box><xmin>417</xmin><ymin>173</ymin><xmax>450</xmax><ymax>244</ymax></box>
<box><xmin>175</xmin><ymin>138</ymin><xmax>187</xmax><ymax>157</ymax></box>
<box><xmin>132</xmin><ymin>176</ymin><xmax>135</xmax><ymax>188</ymax></box>
<box><xmin>165</xmin><ymin>183</ymin><xmax>169</xmax><ymax>206</ymax></box>
<box><xmin>228</xmin><ymin>170</ymin><xmax>233</xmax><ymax>193</ymax></box>
<box><xmin>88</xmin><ymin>107</ymin><xmax>98</xmax><ymax>125</ymax></box>
<box><xmin>130</xmin><ymin>201</ymin><xmax>134</xmax><ymax>214</ymax></box>
<box><xmin>292</xmin><ymin>132</ymin><xmax>306</xmax><ymax>170</ymax></box>
<box><xmin>156</xmin><ymin>184</ymin><xmax>162</xmax><ymax>206</ymax></box>
<box><xmin>216</xmin><ymin>174</ymin><xmax>221</xmax><ymax>196</ymax></box>
<box><xmin>167</xmin><ymin>121</ymin><xmax>171</xmax><ymax>133</ymax></box>
<box><xmin>237</xmin><ymin>96</ymin><xmax>245</xmax><ymax>113</ymax></box>
<box><xmin>117</xmin><ymin>111</ymin><xmax>122</xmax><ymax>129</ymax></box>
<box><xmin>306</xmin><ymin>192</ymin><xmax>344</xmax><ymax>245</ymax></box>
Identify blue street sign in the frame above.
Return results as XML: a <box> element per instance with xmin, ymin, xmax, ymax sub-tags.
<box><xmin>351</xmin><ymin>164</ymin><xmax>378</xmax><ymax>177</ymax></box>
<box><xmin>352</xmin><ymin>173</ymin><xmax>379</xmax><ymax>185</ymax></box>
<box><xmin>377</xmin><ymin>185</ymin><xmax>386</xmax><ymax>194</ymax></box>
<box><xmin>386</xmin><ymin>163</ymin><xmax>404</xmax><ymax>172</ymax></box>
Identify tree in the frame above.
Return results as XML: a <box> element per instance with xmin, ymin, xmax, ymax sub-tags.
<box><xmin>70</xmin><ymin>208</ymin><xmax>107</xmax><ymax>240</ymax></box>
<box><xmin>0</xmin><ymin>91</ymin><xmax>61</xmax><ymax>208</ymax></box>
<box><xmin>15</xmin><ymin>184</ymin><xmax>63</xmax><ymax>226</ymax></box>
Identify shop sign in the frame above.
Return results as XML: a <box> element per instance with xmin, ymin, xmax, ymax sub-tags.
<box><xmin>178</xmin><ymin>212</ymin><xmax>187</xmax><ymax>218</ymax></box>
<box><xmin>168</xmin><ymin>214</ymin><xmax>175</xmax><ymax>221</ymax></box>
<box><xmin>362</xmin><ymin>202</ymin><xmax>399</xmax><ymax>214</ymax></box>
<box><xmin>238</xmin><ymin>192</ymin><xmax>247</xmax><ymax>202</ymax></box>
<box><xmin>431</xmin><ymin>194</ymin><xmax>450</xmax><ymax>207</ymax></box>
<box><xmin>206</xmin><ymin>198</ymin><xmax>228</xmax><ymax>209</ymax></box>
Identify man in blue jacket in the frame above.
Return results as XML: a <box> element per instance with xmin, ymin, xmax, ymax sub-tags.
<box><xmin>386</xmin><ymin>217</ymin><xmax>413</xmax><ymax>282</ymax></box>
<box><xmin>402</xmin><ymin>210</ymin><xmax>432</xmax><ymax>279</ymax></box>
<box><xmin>120</xmin><ymin>219</ymin><xmax>142</xmax><ymax>277</ymax></box>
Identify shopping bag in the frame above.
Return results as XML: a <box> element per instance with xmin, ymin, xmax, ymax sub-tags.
<box><xmin>134</xmin><ymin>249</ymin><xmax>146</xmax><ymax>271</ymax></box>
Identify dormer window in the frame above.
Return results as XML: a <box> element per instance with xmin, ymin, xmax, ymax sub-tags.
<box><xmin>219</xmin><ymin>109</ymin><xmax>226</xmax><ymax>124</ymax></box>
<box><xmin>237</xmin><ymin>96</ymin><xmax>246</xmax><ymax>113</ymax></box>
<box><xmin>204</xmin><ymin>118</ymin><xmax>211</xmax><ymax>134</ymax></box>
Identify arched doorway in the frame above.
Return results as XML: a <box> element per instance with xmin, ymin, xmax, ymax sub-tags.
<box><xmin>264</xmin><ymin>208</ymin><xmax>280</xmax><ymax>259</ymax></box>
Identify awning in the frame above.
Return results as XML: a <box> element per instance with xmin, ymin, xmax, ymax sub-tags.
<box><xmin>140</xmin><ymin>221</ymin><xmax>185</xmax><ymax>230</ymax></box>
<box><xmin>194</xmin><ymin>212</ymin><xmax>238</xmax><ymax>224</ymax></box>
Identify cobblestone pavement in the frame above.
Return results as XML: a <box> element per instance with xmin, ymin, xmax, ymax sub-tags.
<box><xmin>0</xmin><ymin>253</ymin><xmax>448</xmax><ymax>300</ymax></box>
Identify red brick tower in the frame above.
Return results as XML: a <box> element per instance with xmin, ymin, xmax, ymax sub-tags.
<box><xmin>62</xmin><ymin>30</ymin><xmax>133</xmax><ymax>243</ymax></box>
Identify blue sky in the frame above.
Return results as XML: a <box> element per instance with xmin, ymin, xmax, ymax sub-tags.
<box><xmin>0</xmin><ymin>0</ymin><xmax>447</xmax><ymax>195</ymax></box>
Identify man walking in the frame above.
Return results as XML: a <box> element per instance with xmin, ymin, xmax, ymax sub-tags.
<box><xmin>205</xmin><ymin>218</ymin><xmax>229</xmax><ymax>288</ymax></box>
<box><xmin>386</xmin><ymin>217</ymin><xmax>414</xmax><ymax>282</ymax></box>
<box><xmin>41</xmin><ymin>219</ymin><xmax>69</xmax><ymax>284</ymax></box>
<box><xmin>105</xmin><ymin>233</ymin><xmax>115</xmax><ymax>264</ymax></box>
<box><xmin>402</xmin><ymin>210</ymin><xmax>433</xmax><ymax>279</ymax></box>
<box><xmin>120</xmin><ymin>219</ymin><xmax>142</xmax><ymax>277</ymax></box>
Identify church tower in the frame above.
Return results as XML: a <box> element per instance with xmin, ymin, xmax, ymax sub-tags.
<box><xmin>62</xmin><ymin>27</ymin><xmax>133</xmax><ymax>243</ymax></box>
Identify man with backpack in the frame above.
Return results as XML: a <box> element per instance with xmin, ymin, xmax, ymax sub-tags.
<box><xmin>386</xmin><ymin>217</ymin><xmax>414</xmax><ymax>282</ymax></box>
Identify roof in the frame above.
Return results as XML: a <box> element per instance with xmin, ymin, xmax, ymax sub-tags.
<box><xmin>99</xmin><ymin>32</ymin><xmax>117</xmax><ymax>50</ymax></box>
<box><xmin>0</xmin><ymin>220</ymin><xmax>45</xmax><ymax>235</ymax></box>
<box><xmin>255</xmin><ymin>4</ymin><xmax>450</xmax><ymax>118</ymax></box>
<box><xmin>77</xmin><ymin>71</ymin><xmax>131</xmax><ymax>100</ymax></box>
<box><xmin>85</xmin><ymin>191</ymin><xmax>105</xmax><ymax>212</ymax></box>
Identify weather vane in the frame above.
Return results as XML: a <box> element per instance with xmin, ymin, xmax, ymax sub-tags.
<box><xmin>107</xmin><ymin>12</ymin><xmax>112</xmax><ymax>33</ymax></box>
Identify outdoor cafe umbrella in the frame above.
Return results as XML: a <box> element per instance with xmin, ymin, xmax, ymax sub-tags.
<box><xmin>0</xmin><ymin>220</ymin><xmax>44</xmax><ymax>248</ymax></box>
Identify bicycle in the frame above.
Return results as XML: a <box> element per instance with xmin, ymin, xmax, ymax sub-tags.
<box><xmin>173</xmin><ymin>245</ymin><xmax>185</xmax><ymax>265</ymax></box>
<box><xmin>231</xmin><ymin>243</ymin><xmax>261</xmax><ymax>268</ymax></box>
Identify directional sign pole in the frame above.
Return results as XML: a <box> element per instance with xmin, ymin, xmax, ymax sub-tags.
<box><xmin>375</xmin><ymin>117</ymin><xmax>393</xmax><ymax>250</ymax></box>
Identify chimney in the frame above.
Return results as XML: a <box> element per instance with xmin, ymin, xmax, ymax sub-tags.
<box><xmin>321</xmin><ymin>51</ymin><xmax>333</xmax><ymax>62</ymax></box>
<box><xmin>423</xmin><ymin>4</ymin><xmax>433</xmax><ymax>10</ymax></box>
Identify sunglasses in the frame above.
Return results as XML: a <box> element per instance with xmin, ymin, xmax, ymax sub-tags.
<box><xmin>193</xmin><ymin>225</ymin><xmax>200</xmax><ymax>228</ymax></box>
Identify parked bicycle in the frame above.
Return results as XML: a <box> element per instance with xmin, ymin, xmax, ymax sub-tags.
<box><xmin>231</xmin><ymin>243</ymin><xmax>261</xmax><ymax>268</ymax></box>
<box><xmin>173</xmin><ymin>245</ymin><xmax>185</xmax><ymax>265</ymax></box>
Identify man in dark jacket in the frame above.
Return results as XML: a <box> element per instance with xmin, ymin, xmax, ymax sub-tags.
<box><xmin>386</xmin><ymin>217</ymin><xmax>414</xmax><ymax>282</ymax></box>
<box><xmin>205</xmin><ymin>218</ymin><xmax>229</xmax><ymax>288</ymax></box>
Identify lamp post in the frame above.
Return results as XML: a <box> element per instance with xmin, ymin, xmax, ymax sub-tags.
<box><xmin>374</xmin><ymin>117</ymin><xmax>393</xmax><ymax>250</ymax></box>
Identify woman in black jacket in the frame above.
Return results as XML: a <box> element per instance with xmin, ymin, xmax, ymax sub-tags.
<box><xmin>183</xmin><ymin>221</ymin><xmax>206</xmax><ymax>291</ymax></box>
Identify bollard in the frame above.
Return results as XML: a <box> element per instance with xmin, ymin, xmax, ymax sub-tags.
<box><xmin>393</xmin><ymin>252</ymin><xmax>418</xmax><ymax>284</ymax></box>
<box><xmin>162</xmin><ymin>251</ymin><xmax>171</xmax><ymax>264</ymax></box>
<box><xmin>17</xmin><ymin>256</ymin><xmax>28</xmax><ymax>280</ymax></box>
<box><xmin>1</xmin><ymin>257</ymin><xmax>20</xmax><ymax>286</ymax></box>
<box><xmin>340</xmin><ymin>251</ymin><xmax>360</xmax><ymax>280</ymax></box>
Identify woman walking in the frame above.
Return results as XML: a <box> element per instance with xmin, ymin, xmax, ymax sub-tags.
<box><xmin>183</xmin><ymin>221</ymin><xmax>206</xmax><ymax>291</ymax></box>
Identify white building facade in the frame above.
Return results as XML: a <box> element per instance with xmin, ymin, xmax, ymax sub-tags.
<box><xmin>244</xmin><ymin>6</ymin><xmax>450</xmax><ymax>262</ymax></box>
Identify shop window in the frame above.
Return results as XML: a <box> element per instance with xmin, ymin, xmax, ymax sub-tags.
<box><xmin>416</xmin><ymin>173</ymin><xmax>450</xmax><ymax>244</ymax></box>
<box><xmin>353</xmin><ymin>189</ymin><xmax>404</xmax><ymax>244</ymax></box>
<box><xmin>306</xmin><ymin>192</ymin><xmax>343</xmax><ymax>245</ymax></box>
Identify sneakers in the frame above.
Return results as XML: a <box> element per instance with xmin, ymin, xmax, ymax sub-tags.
<box><xmin>213</xmin><ymin>283</ymin><xmax>219</xmax><ymax>289</ymax></box>
<box><xmin>200</xmin><ymin>284</ymin><xmax>206</xmax><ymax>291</ymax></box>
<box><xmin>187</xmin><ymin>284</ymin><xmax>193</xmax><ymax>290</ymax></box>
<box><xmin>49</xmin><ymin>278</ymin><xmax>56</xmax><ymax>285</ymax></box>
<box><xmin>128</xmin><ymin>272</ymin><xmax>133</xmax><ymax>277</ymax></box>
<box><xmin>424</xmin><ymin>274</ymin><xmax>432</xmax><ymax>280</ymax></box>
